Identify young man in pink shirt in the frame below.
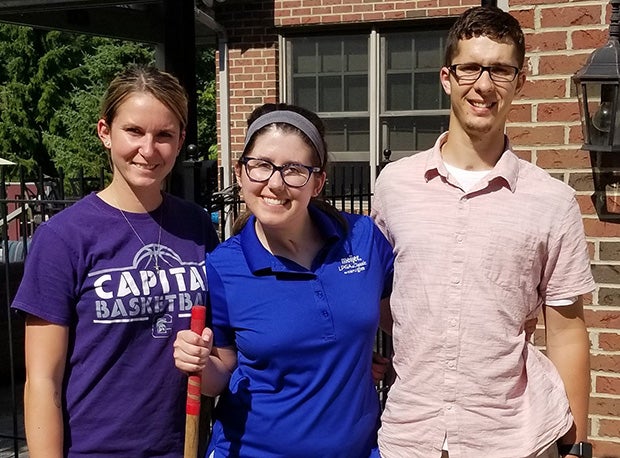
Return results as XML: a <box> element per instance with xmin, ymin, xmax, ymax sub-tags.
<box><xmin>372</xmin><ymin>6</ymin><xmax>594</xmax><ymax>458</ymax></box>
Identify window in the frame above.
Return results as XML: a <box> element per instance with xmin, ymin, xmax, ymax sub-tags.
<box><xmin>381</xmin><ymin>31</ymin><xmax>450</xmax><ymax>158</ymax></box>
<box><xmin>288</xmin><ymin>36</ymin><xmax>370</xmax><ymax>162</ymax></box>
<box><xmin>285</xmin><ymin>28</ymin><xmax>450</xmax><ymax>193</ymax></box>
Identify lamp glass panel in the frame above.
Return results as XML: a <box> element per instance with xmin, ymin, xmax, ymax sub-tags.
<box><xmin>575</xmin><ymin>82</ymin><xmax>590</xmax><ymax>144</ymax></box>
<box><xmin>584</xmin><ymin>82</ymin><xmax>616</xmax><ymax>147</ymax></box>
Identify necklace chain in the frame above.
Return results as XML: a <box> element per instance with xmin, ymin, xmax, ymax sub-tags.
<box><xmin>115</xmin><ymin>197</ymin><xmax>166</xmax><ymax>272</ymax></box>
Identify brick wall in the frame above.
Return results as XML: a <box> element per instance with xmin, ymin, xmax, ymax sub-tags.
<box><xmin>509</xmin><ymin>1</ymin><xmax>620</xmax><ymax>456</ymax></box>
<box><xmin>214</xmin><ymin>1</ymin><xmax>620</xmax><ymax>456</ymax></box>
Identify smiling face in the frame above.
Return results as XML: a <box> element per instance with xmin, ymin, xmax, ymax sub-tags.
<box><xmin>98</xmin><ymin>92</ymin><xmax>185</xmax><ymax>196</ymax></box>
<box><xmin>235</xmin><ymin>127</ymin><xmax>326</xmax><ymax>235</ymax></box>
<box><xmin>440</xmin><ymin>35</ymin><xmax>525</xmax><ymax>141</ymax></box>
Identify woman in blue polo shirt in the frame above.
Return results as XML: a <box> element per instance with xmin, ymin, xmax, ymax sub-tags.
<box><xmin>174</xmin><ymin>103</ymin><xmax>394</xmax><ymax>458</ymax></box>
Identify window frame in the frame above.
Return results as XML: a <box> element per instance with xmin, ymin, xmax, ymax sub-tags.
<box><xmin>281</xmin><ymin>22</ymin><xmax>452</xmax><ymax>191</ymax></box>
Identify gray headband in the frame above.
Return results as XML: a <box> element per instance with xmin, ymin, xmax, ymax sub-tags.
<box><xmin>243</xmin><ymin>110</ymin><xmax>326</xmax><ymax>167</ymax></box>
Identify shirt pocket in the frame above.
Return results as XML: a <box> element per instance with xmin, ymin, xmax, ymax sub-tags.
<box><xmin>482</xmin><ymin>225</ymin><xmax>538</xmax><ymax>293</ymax></box>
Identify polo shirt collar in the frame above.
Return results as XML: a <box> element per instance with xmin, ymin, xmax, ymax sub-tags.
<box><xmin>424</xmin><ymin>132</ymin><xmax>520</xmax><ymax>193</ymax></box>
<box><xmin>240</xmin><ymin>205</ymin><xmax>342</xmax><ymax>275</ymax></box>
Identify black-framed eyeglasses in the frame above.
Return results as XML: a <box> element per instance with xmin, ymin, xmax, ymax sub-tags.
<box><xmin>240</xmin><ymin>156</ymin><xmax>321</xmax><ymax>188</ymax></box>
<box><xmin>449</xmin><ymin>63</ymin><xmax>520</xmax><ymax>83</ymax></box>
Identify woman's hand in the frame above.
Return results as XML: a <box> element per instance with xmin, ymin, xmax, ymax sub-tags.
<box><xmin>173</xmin><ymin>328</ymin><xmax>214</xmax><ymax>374</ymax></box>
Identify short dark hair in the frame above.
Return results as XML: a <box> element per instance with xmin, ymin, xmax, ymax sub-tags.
<box><xmin>444</xmin><ymin>6</ymin><xmax>525</xmax><ymax>69</ymax></box>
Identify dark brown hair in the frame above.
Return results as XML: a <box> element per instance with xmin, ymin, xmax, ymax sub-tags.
<box><xmin>232</xmin><ymin>103</ymin><xmax>347</xmax><ymax>235</ymax></box>
<box><xmin>444</xmin><ymin>6</ymin><xmax>526</xmax><ymax>69</ymax></box>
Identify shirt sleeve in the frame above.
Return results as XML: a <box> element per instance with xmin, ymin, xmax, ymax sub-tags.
<box><xmin>541</xmin><ymin>195</ymin><xmax>595</xmax><ymax>302</ymax></box>
<box><xmin>206</xmin><ymin>256</ymin><xmax>235</xmax><ymax>348</ymax></box>
<box><xmin>371</xmin><ymin>219</ymin><xmax>395</xmax><ymax>299</ymax></box>
<box><xmin>10</xmin><ymin>223</ymin><xmax>77</xmax><ymax>325</ymax></box>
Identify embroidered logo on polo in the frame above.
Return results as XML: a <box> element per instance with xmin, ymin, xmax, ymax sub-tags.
<box><xmin>338</xmin><ymin>255</ymin><xmax>367</xmax><ymax>274</ymax></box>
<box><xmin>87</xmin><ymin>244</ymin><xmax>206</xmax><ymax>334</ymax></box>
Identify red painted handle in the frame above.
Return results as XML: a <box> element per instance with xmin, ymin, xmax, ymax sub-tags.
<box><xmin>186</xmin><ymin>305</ymin><xmax>206</xmax><ymax>416</ymax></box>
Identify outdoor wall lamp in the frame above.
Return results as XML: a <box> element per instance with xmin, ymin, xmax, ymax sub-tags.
<box><xmin>573</xmin><ymin>0</ymin><xmax>620</xmax><ymax>222</ymax></box>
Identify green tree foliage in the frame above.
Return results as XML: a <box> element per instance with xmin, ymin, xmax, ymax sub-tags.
<box><xmin>196</xmin><ymin>46</ymin><xmax>217</xmax><ymax>160</ymax></box>
<box><xmin>0</xmin><ymin>24</ymin><xmax>97</xmax><ymax>174</ymax></box>
<box><xmin>0</xmin><ymin>23</ymin><xmax>218</xmax><ymax>180</ymax></box>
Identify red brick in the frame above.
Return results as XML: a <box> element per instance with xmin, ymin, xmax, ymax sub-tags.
<box><xmin>507</xmin><ymin>103</ymin><xmax>532</xmax><ymax>123</ymax></box>
<box><xmin>584</xmin><ymin>219</ymin><xmax>620</xmax><ymax>237</ymax></box>
<box><xmin>598</xmin><ymin>426</ymin><xmax>620</xmax><ymax>449</ymax></box>
<box><xmin>590</xmin><ymin>396</ymin><xmax>620</xmax><ymax>416</ymax></box>
<box><xmin>525</xmin><ymin>31</ymin><xmax>568</xmax><ymax>53</ymax></box>
<box><xmin>417</xmin><ymin>0</ymin><xmax>438</xmax><ymax>8</ymax></box>
<box><xmin>569</xmin><ymin>124</ymin><xmax>586</xmax><ymax>145</ymax></box>
<box><xmin>361</xmin><ymin>12</ymin><xmax>385</xmax><ymax>21</ymax></box>
<box><xmin>592</xmin><ymin>439</ymin><xmax>620</xmax><ymax>458</ymax></box>
<box><xmin>587</xmin><ymin>240</ymin><xmax>596</xmax><ymax>259</ymax></box>
<box><xmin>512</xmin><ymin>149</ymin><xmax>532</xmax><ymax>162</ymax></box>
<box><xmin>510</xmin><ymin>0</ymin><xmax>552</xmax><ymax>5</ymax></box>
<box><xmin>332</xmin><ymin>5</ymin><xmax>353</xmax><ymax>13</ymax></box>
<box><xmin>290</xmin><ymin>7</ymin><xmax>313</xmax><ymax>15</ymax></box>
<box><xmin>585</xmin><ymin>310</ymin><xmax>620</xmax><ymax>329</ymax></box>
<box><xmin>591</xmin><ymin>354</ymin><xmax>620</xmax><ymax>372</ymax></box>
<box><xmin>519</xmin><ymin>79</ymin><xmax>567</xmax><ymax>100</ymax></box>
<box><xmin>537</xmin><ymin>102</ymin><xmax>581</xmax><ymax>123</ymax></box>
<box><xmin>374</xmin><ymin>2</ymin><xmax>395</xmax><ymax>11</ymax></box>
<box><xmin>576</xmin><ymin>195</ymin><xmax>597</xmax><ymax>216</ymax></box>
<box><xmin>280</xmin><ymin>0</ymin><xmax>302</xmax><ymax>6</ymax></box>
<box><xmin>435</xmin><ymin>0</ymin><xmax>460</xmax><ymax>6</ymax></box>
<box><xmin>536</xmin><ymin>148</ymin><xmax>591</xmax><ymax>169</ymax></box>
<box><xmin>572</xmin><ymin>28</ymin><xmax>610</xmax><ymax>51</ymax></box>
<box><xmin>382</xmin><ymin>10</ymin><xmax>406</xmax><ymax>20</ymax></box>
<box><xmin>539</xmin><ymin>54</ymin><xmax>591</xmax><ymax>76</ymax></box>
<box><xmin>278</xmin><ymin>17</ymin><xmax>302</xmax><ymax>25</ymax></box>
<box><xmin>599</xmin><ymin>332</ymin><xmax>620</xmax><ymax>351</ymax></box>
<box><xmin>406</xmin><ymin>9</ymin><xmax>428</xmax><ymax>18</ymax></box>
<box><xmin>506</xmin><ymin>125</ymin><xmax>564</xmax><ymax>146</ymax></box>
<box><xmin>511</xmin><ymin>8</ymin><xmax>535</xmax><ymax>30</ymax></box>
<box><xmin>540</xmin><ymin>5</ymin><xmax>603</xmax><ymax>28</ymax></box>
<box><xmin>311</xmin><ymin>6</ymin><xmax>332</xmax><ymax>14</ymax></box>
<box><xmin>596</xmin><ymin>375</ymin><xmax>620</xmax><ymax>394</ymax></box>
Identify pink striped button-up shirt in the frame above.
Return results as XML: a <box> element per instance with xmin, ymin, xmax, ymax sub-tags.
<box><xmin>372</xmin><ymin>134</ymin><xmax>595</xmax><ymax>458</ymax></box>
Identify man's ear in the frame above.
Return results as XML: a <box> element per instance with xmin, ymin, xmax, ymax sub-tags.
<box><xmin>440</xmin><ymin>67</ymin><xmax>452</xmax><ymax>96</ymax></box>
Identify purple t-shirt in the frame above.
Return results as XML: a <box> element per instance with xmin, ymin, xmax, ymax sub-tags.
<box><xmin>12</xmin><ymin>192</ymin><xmax>219</xmax><ymax>457</ymax></box>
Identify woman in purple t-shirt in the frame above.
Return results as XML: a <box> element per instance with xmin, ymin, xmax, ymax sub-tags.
<box><xmin>12</xmin><ymin>66</ymin><xmax>218</xmax><ymax>457</ymax></box>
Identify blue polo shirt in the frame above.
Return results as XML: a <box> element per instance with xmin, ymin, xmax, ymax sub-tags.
<box><xmin>206</xmin><ymin>206</ymin><xmax>394</xmax><ymax>458</ymax></box>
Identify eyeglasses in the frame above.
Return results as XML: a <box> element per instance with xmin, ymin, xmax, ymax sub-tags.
<box><xmin>448</xmin><ymin>63</ymin><xmax>520</xmax><ymax>83</ymax></box>
<box><xmin>240</xmin><ymin>156</ymin><xmax>321</xmax><ymax>188</ymax></box>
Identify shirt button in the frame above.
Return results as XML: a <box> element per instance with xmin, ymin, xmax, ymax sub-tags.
<box><xmin>450</xmin><ymin>319</ymin><xmax>457</xmax><ymax>327</ymax></box>
<box><xmin>456</xmin><ymin>235</ymin><xmax>464</xmax><ymax>243</ymax></box>
<box><xmin>447</xmin><ymin>360</ymin><xmax>456</xmax><ymax>369</ymax></box>
<box><xmin>322</xmin><ymin>310</ymin><xmax>329</xmax><ymax>317</ymax></box>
